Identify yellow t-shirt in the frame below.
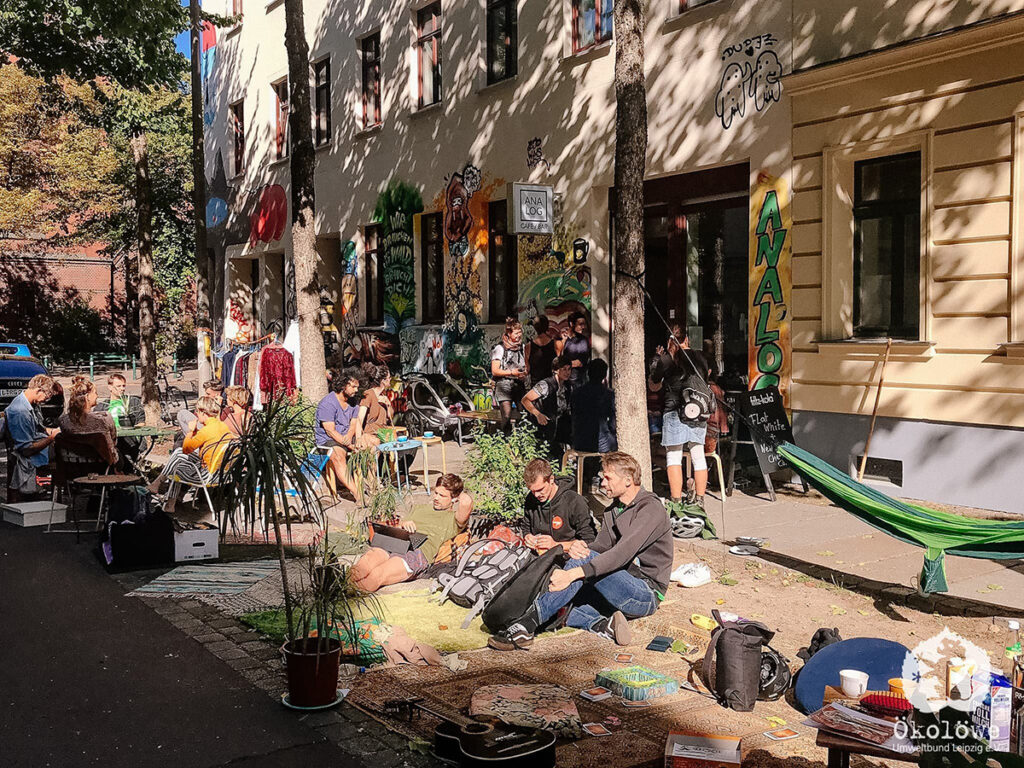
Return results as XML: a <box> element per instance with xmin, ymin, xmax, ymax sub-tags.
<box><xmin>183</xmin><ymin>417</ymin><xmax>233</xmax><ymax>473</ymax></box>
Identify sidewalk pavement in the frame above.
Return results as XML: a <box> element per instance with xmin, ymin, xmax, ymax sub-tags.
<box><xmin>704</xmin><ymin>488</ymin><xmax>1024</xmax><ymax>614</ymax></box>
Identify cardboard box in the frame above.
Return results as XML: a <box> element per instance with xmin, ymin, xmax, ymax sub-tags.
<box><xmin>665</xmin><ymin>732</ymin><xmax>741</xmax><ymax>768</ymax></box>
<box><xmin>174</xmin><ymin>525</ymin><xmax>219</xmax><ymax>562</ymax></box>
<box><xmin>2</xmin><ymin>501</ymin><xmax>66</xmax><ymax>527</ymax></box>
<box><xmin>972</xmin><ymin>673</ymin><xmax>1012</xmax><ymax>753</ymax></box>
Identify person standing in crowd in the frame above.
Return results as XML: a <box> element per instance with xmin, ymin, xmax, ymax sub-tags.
<box><xmin>520</xmin><ymin>356</ymin><xmax>573</xmax><ymax>454</ymax></box>
<box><xmin>314</xmin><ymin>368</ymin><xmax>363</xmax><ymax>499</ymax></box>
<box><xmin>59</xmin><ymin>380</ymin><xmax>118</xmax><ymax>462</ymax></box>
<box><xmin>649</xmin><ymin>325</ymin><xmax>712</xmax><ymax>507</ymax></box>
<box><xmin>522</xmin><ymin>459</ymin><xmax>597</xmax><ymax>553</ymax></box>
<box><xmin>556</xmin><ymin>312</ymin><xmax>591</xmax><ymax>389</ymax></box>
<box><xmin>4</xmin><ymin>374</ymin><xmax>58</xmax><ymax>501</ymax></box>
<box><xmin>222</xmin><ymin>385</ymin><xmax>252</xmax><ymax>437</ymax></box>
<box><xmin>525</xmin><ymin>314</ymin><xmax>557</xmax><ymax>386</ymax></box>
<box><xmin>491</xmin><ymin>318</ymin><xmax>528</xmax><ymax>433</ymax></box>
<box><xmin>488</xmin><ymin>452</ymin><xmax>672</xmax><ymax>650</ymax></box>
<box><xmin>570</xmin><ymin>358</ymin><xmax>617</xmax><ymax>454</ymax></box>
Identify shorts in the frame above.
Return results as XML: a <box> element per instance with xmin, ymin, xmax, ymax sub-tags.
<box><xmin>493</xmin><ymin>379</ymin><xmax>525</xmax><ymax>404</ymax></box>
<box><xmin>394</xmin><ymin>548</ymin><xmax>429</xmax><ymax>577</ymax></box>
<box><xmin>662</xmin><ymin>410</ymin><xmax>706</xmax><ymax>448</ymax></box>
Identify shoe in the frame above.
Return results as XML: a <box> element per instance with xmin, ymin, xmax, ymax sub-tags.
<box><xmin>487</xmin><ymin>622</ymin><xmax>535</xmax><ymax>651</ymax></box>
<box><xmin>684</xmin><ymin>488</ymin><xmax>697</xmax><ymax>505</ymax></box>
<box><xmin>671</xmin><ymin>562</ymin><xmax>712</xmax><ymax>588</ymax></box>
<box><xmin>591</xmin><ymin>611</ymin><xmax>632</xmax><ymax>645</ymax></box>
<box><xmin>694</xmin><ymin>494</ymin><xmax>705</xmax><ymax>511</ymax></box>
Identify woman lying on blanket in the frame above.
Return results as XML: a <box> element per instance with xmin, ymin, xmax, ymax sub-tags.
<box><xmin>351</xmin><ymin>473</ymin><xmax>474</xmax><ymax>592</ymax></box>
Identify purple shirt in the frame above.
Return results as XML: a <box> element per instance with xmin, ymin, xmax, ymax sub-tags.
<box><xmin>314</xmin><ymin>393</ymin><xmax>358</xmax><ymax>446</ymax></box>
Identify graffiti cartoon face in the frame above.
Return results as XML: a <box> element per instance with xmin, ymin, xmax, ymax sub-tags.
<box><xmin>444</xmin><ymin>173</ymin><xmax>473</xmax><ymax>244</ymax></box>
<box><xmin>715</xmin><ymin>62</ymin><xmax>748</xmax><ymax>129</ymax></box>
<box><xmin>749</xmin><ymin>51</ymin><xmax>783</xmax><ymax>111</ymax></box>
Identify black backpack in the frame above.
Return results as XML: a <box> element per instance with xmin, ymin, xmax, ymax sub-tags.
<box><xmin>481</xmin><ymin>547</ymin><xmax>563</xmax><ymax>633</ymax></box>
<box><xmin>701</xmin><ymin>610</ymin><xmax>777</xmax><ymax>712</ymax></box>
<box><xmin>677</xmin><ymin>350</ymin><xmax>716</xmax><ymax>424</ymax></box>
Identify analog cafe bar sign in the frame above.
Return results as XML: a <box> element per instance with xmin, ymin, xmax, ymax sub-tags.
<box><xmin>509</xmin><ymin>183</ymin><xmax>554</xmax><ymax>235</ymax></box>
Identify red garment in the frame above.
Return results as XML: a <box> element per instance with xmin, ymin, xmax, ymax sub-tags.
<box><xmin>259</xmin><ymin>345</ymin><xmax>296</xmax><ymax>402</ymax></box>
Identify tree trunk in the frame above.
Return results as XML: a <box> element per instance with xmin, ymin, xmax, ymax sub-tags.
<box><xmin>283</xmin><ymin>0</ymin><xmax>326</xmax><ymax>403</ymax></box>
<box><xmin>190</xmin><ymin>0</ymin><xmax>212</xmax><ymax>382</ymax></box>
<box><xmin>130</xmin><ymin>129</ymin><xmax>161</xmax><ymax>424</ymax></box>
<box><xmin>711</xmin><ymin>234</ymin><xmax>725</xmax><ymax>376</ymax></box>
<box><xmin>124</xmin><ymin>252</ymin><xmax>137</xmax><ymax>354</ymax></box>
<box><xmin>612</xmin><ymin>0</ymin><xmax>652</xmax><ymax>487</ymax></box>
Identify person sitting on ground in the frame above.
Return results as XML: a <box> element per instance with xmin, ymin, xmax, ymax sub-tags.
<box><xmin>222</xmin><ymin>385</ymin><xmax>252</xmax><ymax>437</ymax></box>
<box><xmin>520</xmin><ymin>355</ymin><xmax>573</xmax><ymax>453</ymax></box>
<box><xmin>314</xmin><ymin>368</ymin><xmax>363</xmax><ymax>498</ymax></box>
<box><xmin>522</xmin><ymin>458</ymin><xmax>597</xmax><ymax>554</ymax></box>
<box><xmin>649</xmin><ymin>324</ymin><xmax>712</xmax><ymax>507</ymax></box>
<box><xmin>182</xmin><ymin>396</ymin><xmax>234</xmax><ymax>474</ymax></box>
<box><xmin>488</xmin><ymin>452</ymin><xmax>672</xmax><ymax>651</ymax></box>
<box><xmin>491</xmin><ymin>318</ymin><xmax>528</xmax><ymax>434</ymax></box>
<box><xmin>3</xmin><ymin>374</ymin><xmax>59</xmax><ymax>501</ymax></box>
<box><xmin>59</xmin><ymin>380</ymin><xmax>118</xmax><ymax>463</ymax></box>
<box><xmin>570</xmin><ymin>358</ymin><xmax>618</xmax><ymax>454</ymax></box>
<box><xmin>351</xmin><ymin>473</ymin><xmax>474</xmax><ymax>592</ymax></box>
<box><xmin>176</xmin><ymin>380</ymin><xmax>225</xmax><ymax>450</ymax></box>
<box><xmin>525</xmin><ymin>314</ymin><xmax>557</xmax><ymax>385</ymax></box>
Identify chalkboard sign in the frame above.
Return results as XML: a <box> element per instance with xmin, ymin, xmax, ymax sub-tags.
<box><xmin>739</xmin><ymin>385</ymin><xmax>795</xmax><ymax>476</ymax></box>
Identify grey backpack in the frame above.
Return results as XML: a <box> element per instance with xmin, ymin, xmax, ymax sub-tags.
<box><xmin>433</xmin><ymin>539</ymin><xmax>532</xmax><ymax>629</ymax></box>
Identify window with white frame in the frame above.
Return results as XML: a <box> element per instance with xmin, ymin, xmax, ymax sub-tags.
<box><xmin>230</xmin><ymin>100</ymin><xmax>245</xmax><ymax>175</ymax></box>
<box><xmin>361</xmin><ymin>33</ymin><xmax>381</xmax><ymax>128</ymax></box>
<box><xmin>313</xmin><ymin>58</ymin><xmax>331</xmax><ymax>146</ymax></box>
<box><xmin>364</xmin><ymin>224</ymin><xmax>384</xmax><ymax>325</ymax></box>
<box><xmin>416</xmin><ymin>3</ymin><xmax>442</xmax><ymax>108</ymax></box>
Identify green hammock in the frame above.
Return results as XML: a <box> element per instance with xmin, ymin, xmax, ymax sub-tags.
<box><xmin>777</xmin><ymin>442</ymin><xmax>1024</xmax><ymax>593</ymax></box>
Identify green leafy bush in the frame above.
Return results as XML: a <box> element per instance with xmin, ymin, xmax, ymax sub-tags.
<box><xmin>464</xmin><ymin>421</ymin><xmax>547</xmax><ymax>523</ymax></box>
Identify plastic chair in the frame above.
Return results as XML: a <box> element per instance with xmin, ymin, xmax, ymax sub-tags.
<box><xmin>164</xmin><ymin>450</ymin><xmax>221</xmax><ymax>527</ymax></box>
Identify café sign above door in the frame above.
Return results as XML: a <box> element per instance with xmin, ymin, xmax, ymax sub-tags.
<box><xmin>509</xmin><ymin>183</ymin><xmax>553</xmax><ymax>234</ymax></box>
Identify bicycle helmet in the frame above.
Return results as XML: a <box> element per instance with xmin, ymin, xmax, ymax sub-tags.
<box><xmin>758</xmin><ymin>645</ymin><xmax>792</xmax><ymax>701</ymax></box>
<box><xmin>670</xmin><ymin>515</ymin><xmax>705</xmax><ymax>539</ymax></box>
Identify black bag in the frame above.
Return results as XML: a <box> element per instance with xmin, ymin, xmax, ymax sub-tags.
<box><xmin>108</xmin><ymin>486</ymin><xmax>153</xmax><ymax>526</ymax></box>
<box><xmin>481</xmin><ymin>547</ymin><xmax>563</xmax><ymax>633</ymax></box>
<box><xmin>797</xmin><ymin>627</ymin><xmax>842</xmax><ymax>662</ymax></box>
<box><xmin>701</xmin><ymin>609</ymin><xmax>776</xmax><ymax>712</ymax></box>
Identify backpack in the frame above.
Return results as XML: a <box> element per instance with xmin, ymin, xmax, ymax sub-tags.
<box><xmin>797</xmin><ymin>627</ymin><xmax>843</xmax><ymax>662</ymax></box>
<box><xmin>433</xmin><ymin>539</ymin><xmax>533</xmax><ymax>629</ymax></box>
<box><xmin>481</xmin><ymin>546</ymin><xmax>563</xmax><ymax>633</ymax></box>
<box><xmin>701</xmin><ymin>610</ymin><xmax>777</xmax><ymax>712</ymax></box>
<box><xmin>678</xmin><ymin>350</ymin><xmax>716</xmax><ymax>424</ymax></box>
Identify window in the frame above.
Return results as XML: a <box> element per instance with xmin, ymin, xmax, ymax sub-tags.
<box><xmin>572</xmin><ymin>0</ymin><xmax>612</xmax><ymax>53</ymax></box>
<box><xmin>361</xmin><ymin>33</ymin><xmax>381</xmax><ymax>128</ymax></box>
<box><xmin>272</xmin><ymin>80</ymin><xmax>288</xmax><ymax>160</ymax></box>
<box><xmin>486</xmin><ymin>0</ymin><xmax>517</xmax><ymax>84</ymax></box>
<box><xmin>416</xmin><ymin>3</ymin><xmax>442</xmax><ymax>108</ymax></box>
<box><xmin>678</xmin><ymin>0</ymin><xmax>719</xmax><ymax>11</ymax></box>
<box><xmin>229</xmin><ymin>100</ymin><xmax>245</xmax><ymax>175</ymax></box>
<box><xmin>488</xmin><ymin>200</ymin><xmax>518</xmax><ymax>322</ymax></box>
<box><xmin>364</xmin><ymin>225</ymin><xmax>384</xmax><ymax>325</ymax></box>
<box><xmin>853</xmin><ymin>152</ymin><xmax>921</xmax><ymax>338</ymax></box>
<box><xmin>420</xmin><ymin>212</ymin><xmax>444</xmax><ymax>323</ymax></box>
<box><xmin>232</xmin><ymin>0</ymin><xmax>243</xmax><ymax>17</ymax></box>
<box><xmin>313</xmin><ymin>58</ymin><xmax>331</xmax><ymax>146</ymax></box>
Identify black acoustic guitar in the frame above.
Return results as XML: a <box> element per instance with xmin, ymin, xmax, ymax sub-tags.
<box><xmin>384</xmin><ymin>697</ymin><xmax>556</xmax><ymax>768</ymax></box>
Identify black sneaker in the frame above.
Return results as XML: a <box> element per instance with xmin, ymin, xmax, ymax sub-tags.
<box><xmin>590</xmin><ymin>611</ymin><xmax>632</xmax><ymax>645</ymax></box>
<box><xmin>487</xmin><ymin>622</ymin><xmax>535</xmax><ymax>651</ymax></box>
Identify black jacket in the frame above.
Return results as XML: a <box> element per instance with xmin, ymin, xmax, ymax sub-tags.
<box><xmin>649</xmin><ymin>349</ymin><xmax>709</xmax><ymax>414</ymax></box>
<box><xmin>582</xmin><ymin>488</ymin><xmax>673</xmax><ymax>594</ymax></box>
<box><xmin>523</xmin><ymin>477</ymin><xmax>597</xmax><ymax>544</ymax></box>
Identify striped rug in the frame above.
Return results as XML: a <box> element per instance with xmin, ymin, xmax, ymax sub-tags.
<box><xmin>126</xmin><ymin>560</ymin><xmax>281</xmax><ymax>598</ymax></box>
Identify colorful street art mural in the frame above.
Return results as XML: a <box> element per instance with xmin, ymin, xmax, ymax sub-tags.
<box><xmin>201</xmin><ymin>21</ymin><xmax>217</xmax><ymax>128</ymax></box>
<box><xmin>399</xmin><ymin>326</ymin><xmax>445</xmax><ymax>375</ymax></box>
<box><xmin>249</xmin><ymin>184</ymin><xmax>287</xmax><ymax>247</ymax></box>
<box><xmin>373</xmin><ymin>180</ymin><xmax>423</xmax><ymax>334</ymax></box>
<box><xmin>748</xmin><ymin>171</ymin><xmax>792</xmax><ymax>405</ymax></box>
<box><xmin>206</xmin><ymin>197</ymin><xmax>228</xmax><ymax>229</ymax></box>
<box><xmin>714</xmin><ymin>32</ymin><xmax>783</xmax><ymax>130</ymax></box>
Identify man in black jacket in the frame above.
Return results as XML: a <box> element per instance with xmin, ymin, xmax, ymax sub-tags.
<box><xmin>522</xmin><ymin>459</ymin><xmax>597</xmax><ymax>553</ymax></box>
<box><xmin>489</xmin><ymin>452</ymin><xmax>672</xmax><ymax>651</ymax></box>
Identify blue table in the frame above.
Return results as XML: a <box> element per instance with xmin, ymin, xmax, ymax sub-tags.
<box><xmin>794</xmin><ymin>637</ymin><xmax>913</xmax><ymax>714</ymax></box>
<box><xmin>376</xmin><ymin>440</ymin><xmax>422</xmax><ymax>493</ymax></box>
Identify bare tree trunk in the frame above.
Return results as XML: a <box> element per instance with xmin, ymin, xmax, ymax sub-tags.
<box><xmin>130</xmin><ymin>129</ymin><xmax>161</xmax><ymax>424</ymax></box>
<box><xmin>190</xmin><ymin>0</ymin><xmax>212</xmax><ymax>382</ymax></box>
<box><xmin>124</xmin><ymin>253</ymin><xmax>138</xmax><ymax>354</ymax></box>
<box><xmin>283</xmin><ymin>0</ymin><xmax>327</xmax><ymax>403</ymax></box>
<box><xmin>711</xmin><ymin>235</ymin><xmax>725</xmax><ymax>376</ymax></box>
<box><xmin>612</xmin><ymin>0</ymin><xmax>652</xmax><ymax>487</ymax></box>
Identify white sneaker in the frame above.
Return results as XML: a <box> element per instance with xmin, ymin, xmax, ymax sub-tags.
<box><xmin>671</xmin><ymin>562</ymin><xmax>712</xmax><ymax>588</ymax></box>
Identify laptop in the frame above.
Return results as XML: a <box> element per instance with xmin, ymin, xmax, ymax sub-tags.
<box><xmin>370</xmin><ymin>522</ymin><xmax>428</xmax><ymax>555</ymax></box>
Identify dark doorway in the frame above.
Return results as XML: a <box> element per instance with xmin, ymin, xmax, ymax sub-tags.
<box><xmin>642</xmin><ymin>164</ymin><xmax>749</xmax><ymax>381</ymax></box>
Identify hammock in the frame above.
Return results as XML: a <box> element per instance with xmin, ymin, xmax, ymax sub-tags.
<box><xmin>777</xmin><ymin>442</ymin><xmax>1024</xmax><ymax>593</ymax></box>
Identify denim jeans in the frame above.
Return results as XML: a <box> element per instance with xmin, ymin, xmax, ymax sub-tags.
<box><xmin>535</xmin><ymin>553</ymin><xmax>659</xmax><ymax>632</ymax></box>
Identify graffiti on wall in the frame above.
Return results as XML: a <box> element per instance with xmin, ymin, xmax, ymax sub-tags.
<box><xmin>249</xmin><ymin>184</ymin><xmax>287</xmax><ymax>247</ymax></box>
<box><xmin>526</xmin><ymin>138</ymin><xmax>551</xmax><ymax>171</ymax></box>
<box><xmin>228</xmin><ymin>299</ymin><xmax>252</xmax><ymax>342</ymax></box>
<box><xmin>715</xmin><ymin>33</ymin><xmax>782</xmax><ymax>130</ymax></box>
<box><xmin>373</xmin><ymin>180</ymin><xmax>423</xmax><ymax>335</ymax></box>
<box><xmin>748</xmin><ymin>171</ymin><xmax>792</xmax><ymax>406</ymax></box>
<box><xmin>399</xmin><ymin>326</ymin><xmax>445</xmax><ymax>375</ymax></box>
<box><xmin>201</xmin><ymin>21</ymin><xmax>217</xmax><ymax>127</ymax></box>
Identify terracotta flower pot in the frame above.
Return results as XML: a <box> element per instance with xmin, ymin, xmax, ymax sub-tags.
<box><xmin>281</xmin><ymin>637</ymin><xmax>342</xmax><ymax>708</ymax></box>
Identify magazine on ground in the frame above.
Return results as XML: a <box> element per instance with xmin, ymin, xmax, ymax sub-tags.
<box><xmin>803</xmin><ymin>703</ymin><xmax>916</xmax><ymax>754</ymax></box>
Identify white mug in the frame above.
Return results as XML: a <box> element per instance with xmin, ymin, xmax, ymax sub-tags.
<box><xmin>839</xmin><ymin>669</ymin><xmax>870</xmax><ymax>698</ymax></box>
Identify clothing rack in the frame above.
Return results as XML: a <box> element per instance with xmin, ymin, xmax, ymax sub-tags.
<box><xmin>229</xmin><ymin>332</ymin><xmax>276</xmax><ymax>349</ymax></box>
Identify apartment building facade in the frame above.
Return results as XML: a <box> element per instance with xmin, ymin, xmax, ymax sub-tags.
<box><xmin>204</xmin><ymin>0</ymin><xmax>1024</xmax><ymax>513</ymax></box>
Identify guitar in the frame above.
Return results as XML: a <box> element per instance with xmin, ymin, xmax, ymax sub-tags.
<box><xmin>384</xmin><ymin>697</ymin><xmax>556</xmax><ymax>768</ymax></box>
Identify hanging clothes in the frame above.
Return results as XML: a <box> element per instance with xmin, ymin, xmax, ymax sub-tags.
<box><xmin>259</xmin><ymin>344</ymin><xmax>296</xmax><ymax>404</ymax></box>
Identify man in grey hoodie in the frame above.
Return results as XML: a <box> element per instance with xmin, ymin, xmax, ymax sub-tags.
<box><xmin>488</xmin><ymin>452</ymin><xmax>673</xmax><ymax>650</ymax></box>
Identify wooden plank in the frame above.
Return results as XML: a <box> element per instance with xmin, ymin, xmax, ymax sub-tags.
<box><xmin>793</xmin><ymin>222</ymin><xmax>822</xmax><ymax>255</ymax></box>
<box><xmin>932</xmin><ymin>201</ymin><xmax>1011</xmax><ymax>242</ymax></box>
<box><xmin>933</xmin><ymin>122</ymin><xmax>1013</xmax><ymax>168</ymax></box>
<box><xmin>793</xmin><ymin>189</ymin><xmax>822</xmax><ymax>223</ymax></box>
<box><xmin>933</xmin><ymin>162</ymin><xmax>1011</xmax><ymax>206</ymax></box>
<box><xmin>792</xmin><ymin>350</ymin><xmax>1024</xmax><ymax>390</ymax></box>
<box><xmin>932</xmin><ymin>277</ymin><xmax>1009</xmax><ymax>315</ymax></box>
<box><xmin>793</xmin><ymin>155</ymin><xmax>823</xmax><ymax>190</ymax></box>
<box><xmin>932</xmin><ymin>316</ymin><xmax>1009</xmax><ymax>349</ymax></box>
<box><xmin>792</xmin><ymin>287</ymin><xmax>822</xmax><ymax>319</ymax></box>
<box><xmin>931</xmin><ymin>241</ymin><xmax>1009</xmax><ymax>278</ymax></box>
<box><xmin>793</xmin><ymin>254</ymin><xmax>822</xmax><ymax>286</ymax></box>
<box><xmin>792</xmin><ymin>319</ymin><xmax>822</xmax><ymax>347</ymax></box>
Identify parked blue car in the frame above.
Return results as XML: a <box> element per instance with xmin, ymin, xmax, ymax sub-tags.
<box><xmin>0</xmin><ymin>346</ymin><xmax>63</xmax><ymax>427</ymax></box>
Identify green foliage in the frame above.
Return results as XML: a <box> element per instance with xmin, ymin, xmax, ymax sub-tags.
<box><xmin>278</xmin><ymin>393</ymin><xmax>316</xmax><ymax>458</ymax></box>
<box><xmin>464</xmin><ymin>421</ymin><xmax>547</xmax><ymax>523</ymax></box>
<box><xmin>372</xmin><ymin>179</ymin><xmax>424</xmax><ymax>224</ymax></box>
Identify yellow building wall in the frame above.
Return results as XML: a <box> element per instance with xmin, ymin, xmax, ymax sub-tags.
<box><xmin>787</xmin><ymin>15</ymin><xmax>1024</xmax><ymax>428</ymax></box>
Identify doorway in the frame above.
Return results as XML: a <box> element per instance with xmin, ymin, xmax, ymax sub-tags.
<box><xmin>642</xmin><ymin>164</ymin><xmax>749</xmax><ymax>381</ymax></box>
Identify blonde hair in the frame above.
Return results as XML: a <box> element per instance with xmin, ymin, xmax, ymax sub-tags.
<box><xmin>28</xmin><ymin>374</ymin><xmax>55</xmax><ymax>398</ymax></box>
<box><xmin>68</xmin><ymin>380</ymin><xmax>96</xmax><ymax>425</ymax></box>
<box><xmin>194</xmin><ymin>396</ymin><xmax>221</xmax><ymax>416</ymax></box>
<box><xmin>225</xmin><ymin>386</ymin><xmax>251</xmax><ymax>409</ymax></box>
<box><xmin>601</xmin><ymin>452</ymin><xmax>642</xmax><ymax>485</ymax></box>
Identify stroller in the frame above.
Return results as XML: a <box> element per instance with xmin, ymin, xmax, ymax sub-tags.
<box><xmin>397</xmin><ymin>372</ymin><xmax>476</xmax><ymax>438</ymax></box>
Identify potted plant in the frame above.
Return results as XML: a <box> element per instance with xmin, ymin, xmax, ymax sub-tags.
<box><xmin>217</xmin><ymin>394</ymin><xmax>374</xmax><ymax>707</ymax></box>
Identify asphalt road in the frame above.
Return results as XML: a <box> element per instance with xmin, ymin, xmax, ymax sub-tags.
<box><xmin>0</xmin><ymin>522</ymin><xmax>356</xmax><ymax>768</ymax></box>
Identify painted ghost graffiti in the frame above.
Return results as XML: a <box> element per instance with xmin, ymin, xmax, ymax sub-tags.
<box><xmin>442</xmin><ymin>164</ymin><xmax>483</xmax><ymax>345</ymax></box>
<box><xmin>714</xmin><ymin>34</ymin><xmax>783</xmax><ymax>130</ymax></box>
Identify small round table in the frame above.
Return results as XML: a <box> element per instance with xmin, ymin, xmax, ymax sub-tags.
<box><xmin>116</xmin><ymin>426</ymin><xmax>177</xmax><ymax>471</ymax></box>
<box><xmin>417</xmin><ymin>435</ymin><xmax>447</xmax><ymax>491</ymax></box>
<box><xmin>376</xmin><ymin>439</ymin><xmax>422</xmax><ymax>493</ymax></box>
<box><xmin>69</xmin><ymin>472</ymin><xmax>143</xmax><ymax>538</ymax></box>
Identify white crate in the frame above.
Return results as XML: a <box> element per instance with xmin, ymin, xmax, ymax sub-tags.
<box><xmin>173</xmin><ymin>526</ymin><xmax>219</xmax><ymax>562</ymax></box>
<box><xmin>2</xmin><ymin>501</ymin><xmax>67</xmax><ymax>528</ymax></box>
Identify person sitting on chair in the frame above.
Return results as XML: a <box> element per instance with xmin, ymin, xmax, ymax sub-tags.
<box><xmin>522</xmin><ymin>458</ymin><xmax>596</xmax><ymax>554</ymax></box>
<box><xmin>351</xmin><ymin>473</ymin><xmax>474</xmax><ymax>592</ymax></box>
<box><xmin>488</xmin><ymin>452</ymin><xmax>672</xmax><ymax>651</ymax></box>
<box><xmin>176</xmin><ymin>380</ymin><xmax>224</xmax><ymax>450</ymax></box>
<box><xmin>314</xmin><ymin>368</ymin><xmax>362</xmax><ymax>499</ymax></box>
<box><xmin>182</xmin><ymin>396</ymin><xmax>233</xmax><ymax>474</ymax></box>
<box><xmin>59</xmin><ymin>380</ymin><xmax>118</xmax><ymax>463</ymax></box>
<box><xmin>4</xmin><ymin>374</ymin><xmax>59</xmax><ymax>501</ymax></box>
<box><xmin>222</xmin><ymin>385</ymin><xmax>252</xmax><ymax>437</ymax></box>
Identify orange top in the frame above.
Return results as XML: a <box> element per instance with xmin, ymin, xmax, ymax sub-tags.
<box><xmin>183</xmin><ymin>416</ymin><xmax>234</xmax><ymax>473</ymax></box>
